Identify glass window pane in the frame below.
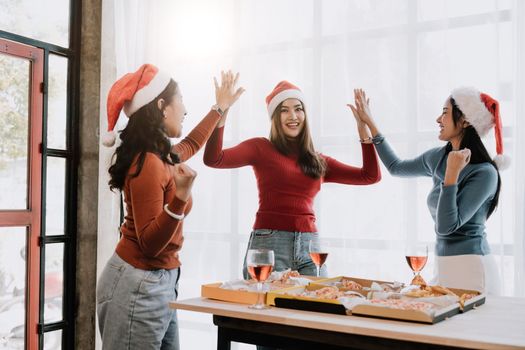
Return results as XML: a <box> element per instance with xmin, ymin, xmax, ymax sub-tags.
<box><xmin>47</xmin><ymin>55</ymin><xmax>68</xmax><ymax>150</ymax></box>
<box><xmin>239</xmin><ymin>0</ymin><xmax>313</xmax><ymax>47</ymax></box>
<box><xmin>321</xmin><ymin>36</ymin><xmax>408</xmax><ymax>137</ymax></box>
<box><xmin>0</xmin><ymin>227</ymin><xmax>27</xmax><ymax>349</ymax></box>
<box><xmin>179</xmin><ymin>240</ymin><xmax>232</xmax><ymax>291</ymax></box>
<box><xmin>44</xmin><ymin>243</ymin><xmax>63</xmax><ymax>323</ymax></box>
<box><xmin>0</xmin><ymin>53</ymin><xmax>30</xmax><ymax>210</ymax></box>
<box><xmin>415</xmin><ymin>141</ymin><xmax>442</xmax><ymax>243</ymax></box>
<box><xmin>319</xmin><ymin>144</ymin><xmax>408</xmax><ymax>240</ymax></box>
<box><xmin>237</xmin><ymin>167</ymin><xmax>259</xmax><ymax>238</ymax></box>
<box><xmin>43</xmin><ymin>329</ymin><xmax>62</xmax><ymax>350</ymax></box>
<box><xmin>45</xmin><ymin>157</ymin><xmax>66</xmax><ymax>236</ymax></box>
<box><xmin>417</xmin><ymin>23</ymin><xmax>510</xmax><ymax>132</ymax></box>
<box><xmin>0</xmin><ymin>0</ymin><xmax>70</xmax><ymax>47</ymax></box>
<box><xmin>179</xmin><ymin>328</ymin><xmax>215</xmax><ymax>350</ymax></box>
<box><xmin>418</xmin><ymin>0</ymin><xmax>512</xmax><ymax>22</ymax></box>
<box><xmin>322</xmin><ymin>0</ymin><xmax>408</xmax><ymax>35</ymax></box>
<box><xmin>152</xmin><ymin>0</ymin><xmax>235</xmax><ymax>58</ymax></box>
<box><xmin>184</xmin><ymin>163</ymin><xmax>231</xmax><ymax>234</ymax></box>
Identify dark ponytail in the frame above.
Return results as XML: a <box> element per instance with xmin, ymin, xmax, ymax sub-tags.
<box><xmin>108</xmin><ymin>80</ymin><xmax>180</xmax><ymax>191</ymax></box>
<box><xmin>450</xmin><ymin>97</ymin><xmax>501</xmax><ymax>218</ymax></box>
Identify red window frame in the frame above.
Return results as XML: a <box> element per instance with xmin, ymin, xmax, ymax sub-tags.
<box><xmin>0</xmin><ymin>38</ymin><xmax>43</xmax><ymax>350</ymax></box>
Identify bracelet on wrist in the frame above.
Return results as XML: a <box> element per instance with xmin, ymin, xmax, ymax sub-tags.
<box><xmin>211</xmin><ymin>104</ymin><xmax>225</xmax><ymax>117</ymax></box>
<box><xmin>371</xmin><ymin>133</ymin><xmax>385</xmax><ymax>145</ymax></box>
<box><xmin>163</xmin><ymin>204</ymin><xmax>185</xmax><ymax>220</ymax></box>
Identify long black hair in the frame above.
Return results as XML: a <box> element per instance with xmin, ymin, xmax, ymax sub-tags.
<box><xmin>450</xmin><ymin>97</ymin><xmax>501</xmax><ymax>218</ymax></box>
<box><xmin>269</xmin><ymin>101</ymin><xmax>326</xmax><ymax>179</ymax></box>
<box><xmin>108</xmin><ymin>79</ymin><xmax>180</xmax><ymax>191</ymax></box>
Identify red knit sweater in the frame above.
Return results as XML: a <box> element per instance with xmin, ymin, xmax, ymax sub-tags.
<box><xmin>116</xmin><ymin>110</ymin><xmax>221</xmax><ymax>270</ymax></box>
<box><xmin>203</xmin><ymin>127</ymin><xmax>381</xmax><ymax>232</ymax></box>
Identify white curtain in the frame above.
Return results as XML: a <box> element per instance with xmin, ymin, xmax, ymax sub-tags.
<box><xmin>96</xmin><ymin>0</ymin><xmax>150</xmax><ymax>348</ymax></box>
<box><xmin>98</xmin><ymin>0</ymin><xmax>525</xmax><ymax>348</ymax></box>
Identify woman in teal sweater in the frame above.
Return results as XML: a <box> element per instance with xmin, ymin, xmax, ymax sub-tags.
<box><xmin>349</xmin><ymin>87</ymin><xmax>508</xmax><ymax>295</ymax></box>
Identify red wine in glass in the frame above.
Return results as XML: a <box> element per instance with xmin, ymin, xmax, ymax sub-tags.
<box><xmin>309</xmin><ymin>239</ymin><xmax>330</xmax><ymax>277</ymax></box>
<box><xmin>309</xmin><ymin>252</ymin><xmax>328</xmax><ymax>268</ymax></box>
<box><xmin>405</xmin><ymin>256</ymin><xmax>428</xmax><ymax>273</ymax></box>
<box><xmin>405</xmin><ymin>244</ymin><xmax>428</xmax><ymax>285</ymax></box>
<box><xmin>246</xmin><ymin>249</ymin><xmax>275</xmax><ymax>309</ymax></box>
<box><xmin>248</xmin><ymin>264</ymin><xmax>273</xmax><ymax>282</ymax></box>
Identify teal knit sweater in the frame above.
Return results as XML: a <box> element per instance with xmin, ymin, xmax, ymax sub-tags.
<box><xmin>374</xmin><ymin>135</ymin><xmax>498</xmax><ymax>256</ymax></box>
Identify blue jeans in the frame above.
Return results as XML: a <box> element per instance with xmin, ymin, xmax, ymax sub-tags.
<box><xmin>243</xmin><ymin>230</ymin><xmax>327</xmax><ymax>350</ymax></box>
<box><xmin>97</xmin><ymin>253</ymin><xmax>181</xmax><ymax>350</ymax></box>
<box><xmin>243</xmin><ymin>229</ymin><xmax>327</xmax><ymax>279</ymax></box>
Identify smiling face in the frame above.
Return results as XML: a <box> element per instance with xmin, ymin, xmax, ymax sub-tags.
<box><xmin>436</xmin><ymin>98</ymin><xmax>465</xmax><ymax>149</ymax></box>
<box><xmin>278</xmin><ymin>98</ymin><xmax>305</xmax><ymax>139</ymax></box>
<box><xmin>161</xmin><ymin>88</ymin><xmax>187</xmax><ymax>138</ymax></box>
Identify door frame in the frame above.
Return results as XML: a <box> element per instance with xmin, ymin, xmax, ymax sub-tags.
<box><xmin>0</xmin><ymin>37</ymin><xmax>44</xmax><ymax>350</ymax></box>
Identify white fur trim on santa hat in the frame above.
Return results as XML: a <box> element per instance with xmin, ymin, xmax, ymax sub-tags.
<box><xmin>267</xmin><ymin>89</ymin><xmax>305</xmax><ymax>118</ymax></box>
<box><xmin>494</xmin><ymin>154</ymin><xmax>511</xmax><ymax>170</ymax></box>
<box><xmin>451</xmin><ymin>87</ymin><xmax>494</xmax><ymax>137</ymax></box>
<box><xmin>123</xmin><ymin>71</ymin><xmax>171</xmax><ymax>117</ymax></box>
<box><xmin>102</xmin><ymin>130</ymin><xmax>117</xmax><ymax>147</ymax></box>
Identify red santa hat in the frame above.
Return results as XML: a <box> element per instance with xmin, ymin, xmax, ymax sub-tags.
<box><xmin>450</xmin><ymin>87</ymin><xmax>510</xmax><ymax>170</ymax></box>
<box><xmin>265</xmin><ymin>81</ymin><xmax>305</xmax><ymax>118</ymax></box>
<box><xmin>102</xmin><ymin>63</ymin><xmax>171</xmax><ymax>147</ymax></box>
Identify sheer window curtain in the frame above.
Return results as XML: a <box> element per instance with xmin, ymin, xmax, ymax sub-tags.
<box><xmin>96</xmin><ymin>0</ymin><xmax>149</xmax><ymax>348</ymax></box>
<box><xmin>98</xmin><ymin>0</ymin><xmax>525</xmax><ymax>349</ymax></box>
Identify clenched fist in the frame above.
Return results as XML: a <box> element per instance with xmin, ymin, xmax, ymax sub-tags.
<box><xmin>447</xmin><ymin>149</ymin><xmax>471</xmax><ymax>172</ymax></box>
<box><xmin>444</xmin><ymin>148</ymin><xmax>471</xmax><ymax>185</ymax></box>
<box><xmin>174</xmin><ymin>163</ymin><xmax>197</xmax><ymax>202</ymax></box>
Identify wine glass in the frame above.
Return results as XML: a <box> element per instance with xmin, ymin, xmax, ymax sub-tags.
<box><xmin>405</xmin><ymin>243</ymin><xmax>428</xmax><ymax>285</ymax></box>
<box><xmin>309</xmin><ymin>238</ymin><xmax>330</xmax><ymax>278</ymax></box>
<box><xmin>246</xmin><ymin>249</ymin><xmax>275</xmax><ymax>309</ymax></box>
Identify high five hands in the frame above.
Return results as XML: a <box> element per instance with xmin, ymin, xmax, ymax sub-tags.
<box><xmin>347</xmin><ymin>89</ymin><xmax>378</xmax><ymax>142</ymax></box>
<box><xmin>347</xmin><ymin>89</ymin><xmax>372</xmax><ymax>126</ymax></box>
<box><xmin>214</xmin><ymin>70</ymin><xmax>245</xmax><ymax>112</ymax></box>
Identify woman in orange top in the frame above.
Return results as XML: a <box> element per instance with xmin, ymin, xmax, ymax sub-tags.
<box><xmin>96</xmin><ymin>65</ymin><xmax>244</xmax><ymax>350</ymax></box>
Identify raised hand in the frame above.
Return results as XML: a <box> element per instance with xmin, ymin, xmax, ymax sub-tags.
<box><xmin>444</xmin><ymin>149</ymin><xmax>471</xmax><ymax>185</ymax></box>
<box><xmin>347</xmin><ymin>88</ymin><xmax>380</xmax><ymax>138</ymax></box>
<box><xmin>214</xmin><ymin>70</ymin><xmax>245</xmax><ymax>112</ymax></box>
<box><xmin>347</xmin><ymin>93</ymin><xmax>364</xmax><ymax>125</ymax></box>
<box><xmin>349</xmin><ymin>89</ymin><xmax>372</xmax><ymax>124</ymax></box>
<box><xmin>347</xmin><ymin>89</ymin><xmax>373</xmax><ymax>142</ymax></box>
<box><xmin>173</xmin><ymin>163</ymin><xmax>197</xmax><ymax>202</ymax></box>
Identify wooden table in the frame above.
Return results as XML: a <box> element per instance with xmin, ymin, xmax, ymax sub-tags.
<box><xmin>170</xmin><ymin>297</ymin><xmax>525</xmax><ymax>350</ymax></box>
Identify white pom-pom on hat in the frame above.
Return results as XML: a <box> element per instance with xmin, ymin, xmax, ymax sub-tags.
<box><xmin>493</xmin><ymin>154</ymin><xmax>511</xmax><ymax>170</ymax></box>
<box><xmin>101</xmin><ymin>130</ymin><xmax>116</xmax><ymax>147</ymax></box>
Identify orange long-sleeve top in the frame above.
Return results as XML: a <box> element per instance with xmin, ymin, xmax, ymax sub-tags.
<box><xmin>203</xmin><ymin>126</ymin><xmax>381</xmax><ymax>233</ymax></box>
<box><xmin>116</xmin><ymin>110</ymin><xmax>221</xmax><ymax>270</ymax></box>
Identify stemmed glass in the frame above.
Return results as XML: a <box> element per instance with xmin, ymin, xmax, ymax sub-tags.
<box><xmin>246</xmin><ymin>249</ymin><xmax>275</xmax><ymax>309</ymax></box>
<box><xmin>405</xmin><ymin>243</ymin><xmax>428</xmax><ymax>285</ymax></box>
<box><xmin>309</xmin><ymin>238</ymin><xmax>330</xmax><ymax>278</ymax></box>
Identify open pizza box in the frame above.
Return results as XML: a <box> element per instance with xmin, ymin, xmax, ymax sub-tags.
<box><xmin>311</xmin><ymin>276</ymin><xmax>394</xmax><ymax>291</ymax></box>
<box><xmin>266</xmin><ymin>283</ymin><xmax>350</xmax><ymax>315</ymax></box>
<box><xmin>201</xmin><ymin>272</ymin><xmax>318</xmax><ymax>305</ymax></box>
<box><xmin>202</xmin><ymin>282</ymin><xmax>266</xmax><ymax>305</ymax></box>
<box><xmin>268</xmin><ymin>276</ymin><xmax>485</xmax><ymax>324</ymax></box>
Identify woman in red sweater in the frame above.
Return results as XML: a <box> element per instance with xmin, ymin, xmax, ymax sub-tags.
<box><xmin>204</xmin><ymin>81</ymin><xmax>381</xmax><ymax>279</ymax></box>
<box><xmin>97</xmin><ymin>65</ymin><xmax>243</xmax><ymax>350</ymax></box>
